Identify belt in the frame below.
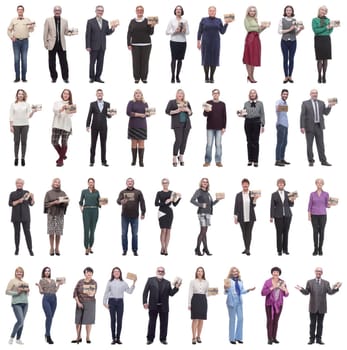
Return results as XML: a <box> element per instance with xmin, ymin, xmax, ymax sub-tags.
<box><xmin>15</xmin><ymin>37</ymin><xmax>28</xmax><ymax>40</ymax></box>
<box><xmin>83</xmin><ymin>206</ymin><xmax>97</xmax><ymax>208</ymax></box>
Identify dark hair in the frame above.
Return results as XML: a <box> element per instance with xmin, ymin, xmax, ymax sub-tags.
<box><xmin>271</xmin><ymin>266</ymin><xmax>282</xmax><ymax>275</ymax></box>
<box><xmin>110</xmin><ymin>267</ymin><xmax>123</xmax><ymax>281</ymax></box>
<box><xmin>283</xmin><ymin>5</ymin><xmax>295</xmax><ymax>17</ymax></box>
<box><xmin>195</xmin><ymin>266</ymin><xmax>206</xmax><ymax>280</ymax></box>
<box><xmin>281</xmin><ymin>89</ymin><xmax>289</xmax><ymax>94</ymax></box>
<box><xmin>96</xmin><ymin>89</ymin><xmax>103</xmax><ymax>93</ymax></box>
<box><xmin>61</xmin><ymin>89</ymin><xmax>73</xmax><ymax>105</ymax></box>
<box><xmin>241</xmin><ymin>178</ymin><xmax>250</xmax><ymax>185</ymax></box>
<box><xmin>174</xmin><ymin>5</ymin><xmax>184</xmax><ymax>16</ymax></box>
<box><xmin>17</xmin><ymin>5</ymin><xmax>24</xmax><ymax>11</ymax></box>
<box><xmin>87</xmin><ymin>178</ymin><xmax>97</xmax><ymax>192</ymax></box>
<box><xmin>41</xmin><ymin>266</ymin><xmax>51</xmax><ymax>278</ymax></box>
<box><xmin>83</xmin><ymin>267</ymin><xmax>94</xmax><ymax>274</ymax></box>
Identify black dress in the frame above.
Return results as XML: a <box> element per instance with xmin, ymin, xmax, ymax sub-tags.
<box><xmin>154</xmin><ymin>190</ymin><xmax>180</xmax><ymax>229</ymax></box>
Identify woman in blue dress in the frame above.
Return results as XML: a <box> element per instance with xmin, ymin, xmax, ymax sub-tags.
<box><xmin>197</xmin><ymin>6</ymin><xmax>228</xmax><ymax>83</ymax></box>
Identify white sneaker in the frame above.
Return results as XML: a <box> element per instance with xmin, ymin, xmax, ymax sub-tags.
<box><xmin>16</xmin><ymin>339</ymin><xmax>24</xmax><ymax>345</ymax></box>
<box><xmin>8</xmin><ymin>338</ymin><xmax>14</xmax><ymax>344</ymax></box>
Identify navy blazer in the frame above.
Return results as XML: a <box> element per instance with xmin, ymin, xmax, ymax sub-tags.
<box><xmin>270</xmin><ymin>190</ymin><xmax>294</xmax><ymax>218</ymax></box>
<box><xmin>234</xmin><ymin>192</ymin><xmax>256</xmax><ymax>223</ymax></box>
<box><xmin>300</xmin><ymin>99</ymin><xmax>331</xmax><ymax>132</ymax></box>
<box><xmin>85</xmin><ymin>17</ymin><xmax>114</xmax><ymax>51</ymax></box>
<box><xmin>143</xmin><ymin>277</ymin><xmax>178</xmax><ymax>312</ymax></box>
<box><xmin>86</xmin><ymin>101</ymin><xmax>111</xmax><ymax>129</ymax></box>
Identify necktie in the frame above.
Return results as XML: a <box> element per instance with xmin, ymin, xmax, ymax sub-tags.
<box><xmin>314</xmin><ymin>101</ymin><xmax>319</xmax><ymax>123</ymax></box>
<box><xmin>97</xmin><ymin>18</ymin><xmax>102</xmax><ymax>29</ymax></box>
<box><xmin>56</xmin><ymin>19</ymin><xmax>60</xmax><ymax>42</ymax></box>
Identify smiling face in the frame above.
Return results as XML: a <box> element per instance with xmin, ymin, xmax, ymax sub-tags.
<box><xmin>156</xmin><ymin>267</ymin><xmax>165</xmax><ymax>279</ymax></box>
<box><xmin>44</xmin><ymin>268</ymin><xmax>51</xmax><ymax>278</ymax></box>
<box><xmin>96</xmin><ymin>89</ymin><xmax>103</xmax><ymax>101</ymax></box>
<box><xmin>176</xmin><ymin>90</ymin><xmax>184</xmax><ymax>101</ymax></box>
<box><xmin>249</xmin><ymin>89</ymin><xmax>257</xmax><ymax>101</ymax></box>
<box><xmin>16</xmin><ymin>179</ymin><xmax>24</xmax><ymax>190</ymax></box>
<box><xmin>310</xmin><ymin>89</ymin><xmax>318</xmax><ymax>101</ymax></box>
<box><xmin>277</xmin><ymin>180</ymin><xmax>285</xmax><ymax>191</ymax></box>
<box><xmin>315</xmin><ymin>178</ymin><xmax>324</xmax><ymax>190</ymax></box>
<box><xmin>134</xmin><ymin>90</ymin><xmax>143</xmax><ymax>101</ymax></box>
<box><xmin>62</xmin><ymin>89</ymin><xmax>70</xmax><ymax>101</ymax></box>
<box><xmin>248</xmin><ymin>7</ymin><xmax>257</xmax><ymax>17</ymax></box>
<box><xmin>231</xmin><ymin>268</ymin><xmax>239</xmax><ymax>279</ymax></box>
<box><xmin>126</xmin><ymin>178</ymin><xmax>134</xmax><ymax>189</ymax></box>
<box><xmin>52</xmin><ymin>178</ymin><xmax>61</xmax><ymax>189</ymax></box>
<box><xmin>113</xmin><ymin>268</ymin><xmax>121</xmax><ymax>279</ymax></box>
<box><xmin>319</xmin><ymin>6</ymin><xmax>327</xmax><ymax>17</ymax></box>
<box><xmin>315</xmin><ymin>268</ymin><xmax>323</xmax><ymax>279</ymax></box>
<box><xmin>17</xmin><ymin>90</ymin><xmax>25</xmax><ymax>101</ymax></box>
<box><xmin>95</xmin><ymin>6</ymin><xmax>104</xmax><ymax>18</ymax></box>
<box><xmin>162</xmin><ymin>179</ymin><xmax>169</xmax><ymax>190</ymax></box>
<box><xmin>15</xmin><ymin>268</ymin><xmax>24</xmax><ymax>280</ymax></box>
<box><xmin>242</xmin><ymin>181</ymin><xmax>249</xmax><ymax>192</ymax></box>
<box><xmin>136</xmin><ymin>6</ymin><xmax>144</xmax><ymax>18</ymax></box>
<box><xmin>175</xmin><ymin>6</ymin><xmax>182</xmax><ymax>16</ymax></box>
<box><xmin>17</xmin><ymin>6</ymin><xmax>24</xmax><ymax>17</ymax></box>
<box><xmin>196</xmin><ymin>268</ymin><xmax>204</xmax><ymax>279</ymax></box>
<box><xmin>200</xmin><ymin>178</ymin><xmax>209</xmax><ymax>190</ymax></box>
<box><xmin>88</xmin><ymin>179</ymin><xmax>95</xmax><ymax>190</ymax></box>
<box><xmin>54</xmin><ymin>6</ymin><xmax>62</xmax><ymax>17</ymax></box>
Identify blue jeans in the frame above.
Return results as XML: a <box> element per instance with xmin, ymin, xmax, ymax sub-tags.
<box><xmin>121</xmin><ymin>216</ymin><xmax>138</xmax><ymax>252</ymax></box>
<box><xmin>11</xmin><ymin>303</ymin><xmax>28</xmax><ymax>339</ymax></box>
<box><xmin>13</xmin><ymin>39</ymin><xmax>28</xmax><ymax>80</ymax></box>
<box><xmin>42</xmin><ymin>294</ymin><xmax>57</xmax><ymax>336</ymax></box>
<box><xmin>108</xmin><ymin>298</ymin><xmax>124</xmax><ymax>340</ymax></box>
<box><xmin>227</xmin><ymin>302</ymin><xmax>243</xmax><ymax>342</ymax></box>
<box><xmin>275</xmin><ymin>124</ymin><xmax>288</xmax><ymax>161</ymax></box>
<box><xmin>281</xmin><ymin>39</ymin><xmax>296</xmax><ymax>77</ymax></box>
<box><xmin>205</xmin><ymin>129</ymin><xmax>222</xmax><ymax>163</ymax></box>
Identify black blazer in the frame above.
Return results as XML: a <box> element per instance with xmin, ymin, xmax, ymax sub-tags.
<box><xmin>85</xmin><ymin>17</ymin><xmax>114</xmax><ymax>51</ymax></box>
<box><xmin>270</xmin><ymin>191</ymin><xmax>293</xmax><ymax>218</ymax></box>
<box><xmin>9</xmin><ymin>190</ymin><xmax>33</xmax><ymax>222</ymax></box>
<box><xmin>143</xmin><ymin>277</ymin><xmax>178</xmax><ymax>312</ymax></box>
<box><xmin>165</xmin><ymin>99</ymin><xmax>192</xmax><ymax>129</ymax></box>
<box><xmin>86</xmin><ymin>101</ymin><xmax>111</xmax><ymax>129</ymax></box>
<box><xmin>234</xmin><ymin>192</ymin><xmax>256</xmax><ymax>223</ymax></box>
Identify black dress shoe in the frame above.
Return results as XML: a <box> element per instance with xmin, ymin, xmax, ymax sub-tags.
<box><xmin>288</xmin><ymin>78</ymin><xmax>294</xmax><ymax>83</ymax></box>
<box><xmin>52</xmin><ymin>79</ymin><xmax>57</xmax><ymax>83</ymax></box>
<box><xmin>272</xmin><ymin>339</ymin><xmax>279</xmax><ymax>344</ymax></box>
<box><xmin>160</xmin><ymin>340</ymin><xmax>168</xmax><ymax>345</ymax></box>
<box><xmin>14</xmin><ymin>79</ymin><xmax>20</xmax><ymax>82</ymax></box>
<box><xmin>275</xmin><ymin>161</ymin><xmax>285</xmax><ymax>166</ymax></box>
<box><xmin>278</xmin><ymin>252</ymin><xmax>282</xmax><ymax>256</ymax></box>
<box><xmin>268</xmin><ymin>340</ymin><xmax>273</xmax><ymax>345</ymax></box>
<box><xmin>253</xmin><ymin>162</ymin><xmax>258</xmax><ymax>167</ymax></box>
<box><xmin>171</xmin><ymin>77</ymin><xmax>175</xmax><ymax>83</ymax></box>
<box><xmin>64</xmin><ymin>79</ymin><xmax>69</xmax><ymax>83</ymax></box>
<box><xmin>116</xmin><ymin>339</ymin><xmax>122</xmax><ymax>344</ymax></box>
<box><xmin>89</xmin><ymin>163</ymin><xmax>94</xmax><ymax>167</ymax></box>
<box><xmin>308</xmin><ymin>339</ymin><xmax>314</xmax><ymax>345</ymax></box>
<box><xmin>95</xmin><ymin>79</ymin><xmax>104</xmax><ymax>83</ymax></box>
<box><xmin>147</xmin><ymin>340</ymin><xmax>153</xmax><ymax>345</ymax></box>
<box><xmin>15</xmin><ymin>249</ymin><xmax>19</xmax><ymax>255</ymax></box>
<box><xmin>142</xmin><ymin>80</ymin><xmax>148</xmax><ymax>84</ymax></box>
<box><xmin>309</xmin><ymin>162</ymin><xmax>314</xmax><ymax>167</ymax></box>
<box><xmin>246</xmin><ymin>251</ymin><xmax>251</xmax><ymax>256</ymax></box>
<box><xmin>316</xmin><ymin>340</ymin><xmax>325</xmax><ymax>345</ymax></box>
<box><xmin>283</xmin><ymin>251</ymin><xmax>290</xmax><ymax>255</ymax></box>
<box><xmin>122</xmin><ymin>251</ymin><xmax>127</xmax><ymax>256</ymax></box>
<box><xmin>14</xmin><ymin>159</ymin><xmax>19</xmax><ymax>166</ymax></box>
<box><xmin>102</xmin><ymin>162</ymin><xmax>109</xmax><ymax>167</ymax></box>
<box><xmin>21</xmin><ymin>159</ymin><xmax>25</xmax><ymax>166</ymax></box>
<box><xmin>236</xmin><ymin>340</ymin><xmax>243</xmax><ymax>344</ymax></box>
<box><xmin>29</xmin><ymin>250</ymin><xmax>34</xmax><ymax>256</ymax></box>
<box><xmin>205</xmin><ymin>79</ymin><xmax>210</xmax><ymax>83</ymax></box>
<box><xmin>282</xmin><ymin>160</ymin><xmax>291</xmax><ymax>164</ymax></box>
<box><xmin>321</xmin><ymin>161</ymin><xmax>331</xmax><ymax>166</ymax></box>
<box><xmin>242</xmin><ymin>250</ymin><xmax>246</xmax><ymax>254</ymax></box>
<box><xmin>71</xmin><ymin>339</ymin><xmax>82</xmax><ymax>343</ymax></box>
<box><xmin>111</xmin><ymin>339</ymin><xmax>116</xmax><ymax>345</ymax></box>
<box><xmin>135</xmin><ymin>80</ymin><xmax>140</xmax><ymax>83</ymax></box>
<box><xmin>86</xmin><ymin>339</ymin><xmax>91</xmax><ymax>344</ymax></box>
<box><xmin>230</xmin><ymin>341</ymin><xmax>236</xmax><ymax>344</ymax></box>
<box><xmin>89</xmin><ymin>79</ymin><xmax>94</xmax><ymax>83</ymax></box>
<box><xmin>133</xmin><ymin>251</ymin><xmax>138</xmax><ymax>256</ymax></box>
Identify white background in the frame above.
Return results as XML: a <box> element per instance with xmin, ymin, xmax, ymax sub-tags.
<box><xmin>0</xmin><ymin>0</ymin><xmax>346</xmax><ymax>349</ymax></box>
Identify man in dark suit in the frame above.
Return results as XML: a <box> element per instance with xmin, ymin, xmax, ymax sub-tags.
<box><xmin>143</xmin><ymin>267</ymin><xmax>180</xmax><ymax>345</ymax></box>
<box><xmin>86</xmin><ymin>89</ymin><xmax>114</xmax><ymax>166</ymax></box>
<box><xmin>234</xmin><ymin>178</ymin><xmax>258</xmax><ymax>256</ymax></box>
<box><xmin>296</xmin><ymin>267</ymin><xmax>341</xmax><ymax>345</ymax></box>
<box><xmin>85</xmin><ymin>5</ymin><xmax>118</xmax><ymax>83</ymax></box>
<box><xmin>8</xmin><ymin>178</ymin><xmax>34</xmax><ymax>256</ymax></box>
<box><xmin>270</xmin><ymin>178</ymin><xmax>295</xmax><ymax>255</ymax></box>
<box><xmin>300</xmin><ymin>89</ymin><xmax>334</xmax><ymax>166</ymax></box>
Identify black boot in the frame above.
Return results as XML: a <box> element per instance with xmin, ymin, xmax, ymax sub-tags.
<box><xmin>170</xmin><ymin>60</ymin><xmax>176</xmax><ymax>83</ymax></box>
<box><xmin>138</xmin><ymin>148</ymin><xmax>144</xmax><ymax>167</ymax></box>
<box><xmin>131</xmin><ymin>148</ymin><xmax>137</xmax><ymax>166</ymax></box>
<box><xmin>176</xmin><ymin>60</ymin><xmax>182</xmax><ymax>83</ymax></box>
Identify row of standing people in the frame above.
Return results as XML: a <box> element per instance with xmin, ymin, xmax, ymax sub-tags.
<box><xmin>5</xmin><ymin>265</ymin><xmax>342</xmax><ymax>346</ymax></box>
<box><xmin>9</xmin><ymin>87</ymin><xmax>336</xmax><ymax>168</ymax></box>
<box><xmin>7</xmin><ymin>5</ymin><xmax>339</xmax><ymax>84</ymax></box>
<box><xmin>9</xmin><ymin>176</ymin><xmax>336</xmax><ymax>257</ymax></box>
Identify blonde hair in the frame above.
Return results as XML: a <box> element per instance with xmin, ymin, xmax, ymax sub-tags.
<box><xmin>15</xmin><ymin>266</ymin><xmax>24</xmax><ymax>278</ymax></box>
<box><xmin>315</xmin><ymin>178</ymin><xmax>324</xmax><ymax>186</ymax></box>
<box><xmin>317</xmin><ymin>5</ymin><xmax>328</xmax><ymax>17</ymax></box>
<box><xmin>227</xmin><ymin>267</ymin><xmax>241</xmax><ymax>280</ymax></box>
<box><xmin>133</xmin><ymin>89</ymin><xmax>145</xmax><ymax>103</ymax></box>
<box><xmin>175</xmin><ymin>89</ymin><xmax>187</xmax><ymax>104</ymax></box>
<box><xmin>245</xmin><ymin>6</ymin><xmax>258</xmax><ymax>20</ymax></box>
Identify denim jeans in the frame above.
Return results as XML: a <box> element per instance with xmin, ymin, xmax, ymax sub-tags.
<box><xmin>275</xmin><ymin>124</ymin><xmax>288</xmax><ymax>161</ymax></box>
<box><xmin>121</xmin><ymin>216</ymin><xmax>138</xmax><ymax>252</ymax></box>
<box><xmin>281</xmin><ymin>39</ymin><xmax>297</xmax><ymax>77</ymax></box>
<box><xmin>205</xmin><ymin>129</ymin><xmax>222</xmax><ymax>163</ymax></box>
<box><xmin>108</xmin><ymin>298</ymin><xmax>124</xmax><ymax>340</ymax></box>
<box><xmin>13</xmin><ymin>39</ymin><xmax>28</xmax><ymax>80</ymax></box>
<box><xmin>227</xmin><ymin>302</ymin><xmax>243</xmax><ymax>342</ymax></box>
<box><xmin>42</xmin><ymin>294</ymin><xmax>57</xmax><ymax>336</ymax></box>
<box><xmin>11</xmin><ymin>303</ymin><xmax>28</xmax><ymax>339</ymax></box>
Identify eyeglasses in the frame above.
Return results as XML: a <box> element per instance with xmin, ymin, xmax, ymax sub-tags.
<box><xmin>157</xmin><ymin>270</ymin><xmax>165</xmax><ymax>274</ymax></box>
<box><xmin>162</xmin><ymin>182</ymin><xmax>169</xmax><ymax>185</ymax></box>
<box><xmin>315</xmin><ymin>270</ymin><xmax>323</xmax><ymax>273</ymax></box>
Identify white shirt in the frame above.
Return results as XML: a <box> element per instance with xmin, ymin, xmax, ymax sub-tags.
<box><xmin>166</xmin><ymin>18</ymin><xmax>189</xmax><ymax>42</ymax></box>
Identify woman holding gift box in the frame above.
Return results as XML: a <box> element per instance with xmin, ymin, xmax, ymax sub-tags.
<box><xmin>225</xmin><ymin>267</ymin><xmax>255</xmax><ymax>344</ymax></box>
<box><xmin>308</xmin><ymin>178</ymin><xmax>330</xmax><ymax>256</ymax></box>
<box><xmin>44</xmin><ymin>178</ymin><xmax>68</xmax><ymax>256</ymax></box>
<box><xmin>6</xmin><ymin>267</ymin><xmax>30</xmax><ymax>345</ymax></box>
<box><xmin>197</xmin><ymin>6</ymin><xmax>228</xmax><ymax>83</ymax></box>
<box><xmin>51</xmin><ymin>88</ymin><xmax>75</xmax><ymax>166</ymax></box>
<box><xmin>188</xmin><ymin>267</ymin><xmax>209</xmax><ymax>344</ymax></box>
<box><xmin>242</xmin><ymin>6</ymin><xmax>268</xmax><ymax>83</ymax></box>
<box><xmin>126</xmin><ymin>89</ymin><xmax>150</xmax><ymax>167</ymax></box>
<box><xmin>9</xmin><ymin>89</ymin><xmax>38</xmax><ymax>166</ymax></box>
<box><xmin>312</xmin><ymin>6</ymin><xmax>335</xmax><ymax>83</ymax></box>
<box><xmin>190</xmin><ymin>178</ymin><xmax>221</xmax><ymax>256</ymax></box>
<box><xmin>165</xmin><ymin>89</ymin><xmax>192</xmax><ymax>167</ymax></box>
<box><xmin>79</xmin><ymin>178</ymin><xmax>101</xmax><ymax>255</ymax></box>
<box><xmin>103</xmin><ymin>267</ymin><xmax>136</xmax><ymax>345</ymax></box>
<box><xmin>261</xmin><ymin>267</ymin><xmax>289</xmax><ymax>345</ymax></box>
<box><xmin>35</xmin><ymin>267</ymin><xmax>64</xmax><ymax>344</ymax></box>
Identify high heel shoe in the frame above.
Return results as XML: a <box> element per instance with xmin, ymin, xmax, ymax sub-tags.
<box><xmin>202</xmin><ymin>248</ymin><xmax>212</xmax><ymax>256</ymax></box>
<box><xmin>71</xmin><ymin>338</ymin><xmax>82</xmax><ymax>344</ymax></box>
<box><xmin>247</xmin><ymin>76</ymin><xmax>257</xmax><ymax>83</ymax></box>
<box><xmin>46</xmin><ymin>336</ymin><xmax>54</xmax><ymax>344</ymax></box>
<box><xmin>194</xmin><ymin>248</ymin><xmax>202</xmax><ymax>256</ymax></box>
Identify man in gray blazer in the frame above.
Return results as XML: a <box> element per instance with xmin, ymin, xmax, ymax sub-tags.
<box><xmin>300</xmin><ymin>89</ymin><xmax>334</xmax><ymax>166</ymax></box>
<box><xmin>296</xmin><ymin>267</ymin><xmax>341</xmax><ymax>344</ymax></box>
<box><xmin>43</xmin><ymin>6</ymin><xmax>70</xmax><ymax>83</ymax></box>
<box><xmin>85</xmin><ymin>5</ymin><xmax>118</xmax><ymax>83</ymax></box>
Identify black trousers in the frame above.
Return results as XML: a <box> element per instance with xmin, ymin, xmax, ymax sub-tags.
<box><xmin>274</xmin><ymin>216</ymin><xmax>291</xmax><ymax>253</ymax></box>
<box><xmin>240</xmin><ymin>221</ymin><xmax>254</xmax><ymax>252</ymax></box>
<box><xmin>310</xmin><ymin>312</ymin><xmax>325</xmax><ymax>341</ymax></box>
<box><xmin>108</xmin><ymin>298</ymin><xmax>124</xmax><ymax>340</ymax></box>
<box><xmin>13</xmin><ymin>221</ymin><xmax>32</xmax><ymax>251</ymax></box>
<box><xmin>90</xmin><ymin>127</ymin><xmax>107</xmax><ymax>163</ymax></box>
<box><xmin>147</xmin><ymin>307</ymin><xmax>169</xmax><ymax>341</ymax></box>
<box><xmin>48</xmin><ymin>42</ymin><xmax>69</xmax><ymax>81</ymax></box>
<box><xmin>244</xmin><ymin>118</ymin><xmax>261</xmax><ymax>162</ymax></box>
<box><xmin>311</xmin><ymin>215</ymin><xmax>327</xmax><ymax>251</ymax></box>
<box><xmin>305</xmin><ymin>124</ymin><xmax>327</xmax><ymax>163</ymax></box>
<box><xmin>131</xmin><ymin>45</ymin><xmax>151</xmax><ymax>81</ymax></box>
<box><xmin>173</xmin><ymin>126</ymin><xmax>190</xmax><ymax>156</ymax></box>
<box><xmin>89</xmin><ymin>49</ymin><xmax>105</xmax><ymax>80</ymax></box>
